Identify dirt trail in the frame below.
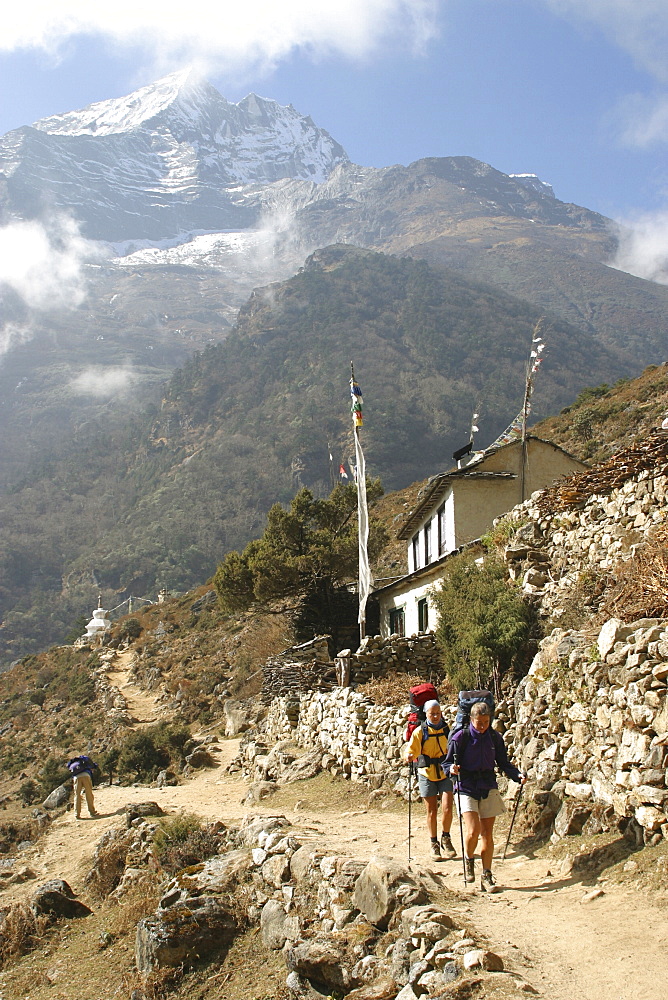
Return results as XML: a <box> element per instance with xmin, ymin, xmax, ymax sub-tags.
<box><xmin>105</xmin><ymin>649</ymin><xmax>162</xmax><ymax>726</ymax></box>
<box><xmin>7</xmin><ymin>665</ymin><xmax>668</xmax><ymax>1000</ymax></box>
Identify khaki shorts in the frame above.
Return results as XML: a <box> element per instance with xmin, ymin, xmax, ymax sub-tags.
<box><xmin>456</xmin><ymin>789</ymin><xmax>506</xmax><ymax>819</ymax></box>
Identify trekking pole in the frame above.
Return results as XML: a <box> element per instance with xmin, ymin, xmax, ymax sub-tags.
<box><xmin>453</xmin><ymin>750</ymin><xmax>467</xmax><ymax>888</ymax></box>
<box><xmin>502</xmin><ymin>779</ymin><xmax>525</xmax><ymax>861</ymax></box>
<box><xmin>407</xmin><ymin>761</ymin><xmax>413</xmax><ymax>864</ymax></box>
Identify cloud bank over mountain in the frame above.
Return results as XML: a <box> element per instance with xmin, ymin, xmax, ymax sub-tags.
<box><xmin>0</xmin><ymin>1</ymin><xmax>439</xmax><ymax>77</ymax></box>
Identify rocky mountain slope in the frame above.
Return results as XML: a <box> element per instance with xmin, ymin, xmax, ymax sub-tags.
<box><xmin>2</xmin><ymin>72</ymin><xmax>668</xmax><ymax>500</ymax></box>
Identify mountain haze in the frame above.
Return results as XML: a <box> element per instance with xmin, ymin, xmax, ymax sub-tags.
<box><xmin>1</xmin><ymin>74</ymin><xmax>667</xmax><ymax>496</ymax></box>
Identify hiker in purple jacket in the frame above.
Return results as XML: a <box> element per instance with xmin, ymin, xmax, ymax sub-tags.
<box><xmin>445</xmin><ymin>701</ymin><xmax>526</xmax><ymax>892</ymax></box>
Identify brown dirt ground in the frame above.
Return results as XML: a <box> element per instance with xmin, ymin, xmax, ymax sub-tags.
<box><xmin>1</xmin><ymin>664</ymin><xmax>667</xmax><ymax>1000</ymax></box>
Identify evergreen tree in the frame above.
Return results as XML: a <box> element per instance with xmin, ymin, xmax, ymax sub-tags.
<box><xmin>213</xmin><ymin>481</ymin><xmax>388</xmax><ymax>642</ymax></box>
<box><xmin>431</xmin><ymin>553</ymin><xmax>532</xmax><ymax>696</ymax></box>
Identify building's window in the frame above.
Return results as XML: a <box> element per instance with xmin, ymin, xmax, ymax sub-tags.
<box><xmin>412</xmin><ymin>533</ymin><xmax>420</xmax><ymax>571</ymax></box>
<box><xmin>437</xmin><ymin>503</ymin><xmax>446</xmax><ymax>555</ymax></box>
<box><xmin>418</xmin><ymin>598</ymin><xmax>429</xmax><ymax>632</ymax></box>
<box><xmin>389</xmin><ymin>606</ymin><xmax>405</xmax><ymax>637</ymax></box>
<box><xmin>424</xmin><ymin>520</ymin><xmax>431</xmax><ymax>563</ymax></box>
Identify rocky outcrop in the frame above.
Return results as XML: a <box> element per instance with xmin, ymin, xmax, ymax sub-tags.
<box><xmin>30</xmin><ymin>879</ymin><xmax>92</xmax><ymax>921</ymax></box>
<box><xmin>125</xmin><ymin>812</ymin><xmax>515</xmax><ymax>997</ymax></box>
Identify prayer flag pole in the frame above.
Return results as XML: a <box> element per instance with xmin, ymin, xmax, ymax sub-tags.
<box><xmin>520</xmin><ymin>322</ymin><xmax>546</xmax><ymax>502</ymax></box>
<box><xmin>350</xmin><ymin>363</ymin><xmax>372</xmax><ymax>640</ymax></box>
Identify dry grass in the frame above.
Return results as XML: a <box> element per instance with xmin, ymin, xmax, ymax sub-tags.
<box><xmin>0</xmin><ymin>902</ymin><xmax>49</xmax><ymax>968</ymax></box>
<box><xmin>109</xmin><ymin>873</ymin><xmax>163</xmax><ymax>936</ymax></box>
<box><xmin>601</xmin><ymin>524</ymin><xmax>668</xmax><ymax>623</ymax></box>
<box><xmin>357</xmin><ymin>671</ymin><xmax>454</xmax><ymax>707</ymax></box>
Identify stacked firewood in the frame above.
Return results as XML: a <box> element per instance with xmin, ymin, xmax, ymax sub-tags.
<box><xmin>535</xmin><ymin>430</ymin><xmax>668</xmax><ymax>515</ymax></box>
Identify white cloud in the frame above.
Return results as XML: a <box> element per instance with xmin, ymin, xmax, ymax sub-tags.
<box><xmin>543</xmin><ymin>1</ymin><xmax>668</xmax><ymax>82</ymax></box>
<box><xmin>0</xmin><ymin>215</ymin><xmax>92</xmax><ymax>311</ymax></box>
<box><xmin>613</xmin><ymin>92</ymin><xmax>668</xmax><ymax>148</ymax></box>
<box><xmin>611</xmin><ymin>212</ymin><xmax>668</xmax><ymax>285</ymax></box>
<box><xmin>0</xmin><ymin>322</ymin><xmax>32</xmax><ymax>357</ymax></box>
<box><xmin>0</xmin><ymin>1</ymin><xmax>440</xmax><ymax>75</ymax></box>
<box><xmin>70</xmin><ymin>366</ymin><xmax>137</xmax><ymax>397</ymax></box>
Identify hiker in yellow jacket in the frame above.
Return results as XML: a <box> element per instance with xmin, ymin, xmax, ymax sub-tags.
<box><xmin>406</xmin><ymin>700</ymin><xmax>456</xmax><ymax>859</ymax></box>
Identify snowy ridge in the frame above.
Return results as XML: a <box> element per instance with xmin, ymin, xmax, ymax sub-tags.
<box><xmin>509</xmin><ymin>173</ymin><xmax>555</xmax><ymax>198</ymax></box>
<box><xmin>27</xmin><ymin>71</ymin><xmax>348</xmax><ymax>186</ymax></box>
<box><xmin>32</xmin><ymin>70</ymin><xmax>196</xmax><ymax>137</ymax></box>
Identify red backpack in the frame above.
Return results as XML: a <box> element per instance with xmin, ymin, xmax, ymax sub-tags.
<box><xmin>404</xmin><ymin>682</ymin><xmax>439</xmax><ymax>742</ymax></box>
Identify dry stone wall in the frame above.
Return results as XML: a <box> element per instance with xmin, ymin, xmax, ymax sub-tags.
<box><xmin>265</xmin><ymin>687</ymin><xmax>408</xmax><ymax>786</ymax></box>
<box><xmin>494</xmin><ymin>454</ymin><xmax>668</xmax><ymax>844</ymax></box>
<box><xmin>500</xmin><ymin>467</ymin><xmax>668</xmax><ymax>616</ymax></box>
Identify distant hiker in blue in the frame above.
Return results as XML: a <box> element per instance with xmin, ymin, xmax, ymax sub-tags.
<box><xmin>445</xmin><ymin>701</ymin><xmax>526</xmax><ymax>892</ymax></box>
<box><xmin>67</xmin><ymin>754</ymin><xmax>100</xmax><ymax>819</ymax></box>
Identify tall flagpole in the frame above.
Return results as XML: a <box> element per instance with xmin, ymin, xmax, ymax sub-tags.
<box><xmin>350</xmin><ymin>363</ymin><xmax>372</xmax><ymax>640</ymax></box>
<box><xmin>520</xmin><ymin>322</ymin><xmax>546</xmax><ymax>502</ymax></box>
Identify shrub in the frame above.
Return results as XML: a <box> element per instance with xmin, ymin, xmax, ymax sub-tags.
<box><xmin>0</xmin><ymin>902</ymin><xmax>49</xmax><ymax>968</ymax></box>
<box><xmin>431</xmin><ymin>552</ymin><xmax>534</xmax><ymax>696</ymax></box>
<box><xmin>117</xmin><ymin>617</ymin><xmax>143</xmax><ymax>642</ymax></box>
<box><xmin>116</xmin><ymin>722</ymin><xmax>190</xmax><ymax>782</ymax></box>
<box><xmin>117</xmin><ymin>733</ymin><xmax>169</xmax><ymax>782</ymax></box>
<box><xmin>153</xmin><ymin>813</ymin><xmax>223</xmax><ymax>874</ymax></box>
<box><xmin>18</xmin><ymin>780</ymin><xmax>39</xmax><ymax>806</ymax></box>
<box><xmin>39</xmin><ymin>756</ymin><xmax>71</xmax><ymax>798</ymax></box>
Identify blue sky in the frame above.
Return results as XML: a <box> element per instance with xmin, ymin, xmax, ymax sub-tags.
<box><xmin>1</xmin><ymin>1</ymin><xmax>668</xmax><ymax>252</ymax></box>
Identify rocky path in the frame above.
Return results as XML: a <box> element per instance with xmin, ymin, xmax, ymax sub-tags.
<box><xmin>105</xmin><ymin>649</ymin><xmax>163</xmax><ymax>726</ymax></box>
<box><xmin>8</xmin><ymin>664</ymin><xmax>668</xmax><ymax>1000</ymax></box>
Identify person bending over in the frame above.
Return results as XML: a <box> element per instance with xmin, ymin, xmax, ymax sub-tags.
<box><xmin>406</xmin><ymin>699</ymin><xmax>457</xmax><ymax>860</ymax></box>
<box><xmin>445</xmin><ymin>701</ymin><xmax>526</xmax><ymax>891</ymax></box>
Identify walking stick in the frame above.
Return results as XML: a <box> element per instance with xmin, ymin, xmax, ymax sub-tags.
<box><xmin>407</xmin><ymin>761</ymin><xmax>413</xmax><ymax>864</ymax></box>
<box><xmin>453</xmin><ymin>749</ymin><xmax>467</xmax><ymax>887</ymax></box>
<box><xmin>502</xmin><ymin>780</ymin><xmax>525</xmax><ymax>860</ymax></box>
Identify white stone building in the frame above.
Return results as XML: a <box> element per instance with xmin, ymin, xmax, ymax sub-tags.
<box><xmin>373</xmin><ymin>435</ymin><xmax>587</xmax><ymax>638</ymax></box>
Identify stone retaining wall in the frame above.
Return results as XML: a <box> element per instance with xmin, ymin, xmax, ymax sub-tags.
<box><xmin>499</xmin><ymin>468</ymin><xmax>668</xmax><ymax>616</ymax></box>
<box><xmin>263</xmin><ymin>632</ymin><xmax>442</xmax><ymax>703</ymax></box>
<box><xmin>265</xmin><ymin>687</ymin><xmax>408</xmax><ymax>784</ymax></box>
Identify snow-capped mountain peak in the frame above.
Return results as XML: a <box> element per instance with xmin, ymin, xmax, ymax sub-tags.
<box><xmin>0</xmin><ymin>75</ymin><xmax>349</xmax><ymax>240</ymax></box>
<box><xmin>32</xmin><ymin>70</ymin><xmax>203</xmax><ymax>137</ymax></box>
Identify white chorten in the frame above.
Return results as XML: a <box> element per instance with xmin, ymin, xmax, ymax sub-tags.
<box><xmin>86</xmin><ymin>598</ymin><xmax>111</xmax><ymax>640</ymax></box>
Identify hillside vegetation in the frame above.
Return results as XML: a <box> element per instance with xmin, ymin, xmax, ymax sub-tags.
<box><xmin>0</xmin><ymin>247</ymin><xmax>659</xmax><ymax>668</ymax></box>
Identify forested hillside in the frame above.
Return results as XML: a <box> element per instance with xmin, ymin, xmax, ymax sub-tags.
<box><xmin>0</xmin><ymin>246</ymin><xmax>654</xmax><ymax>667</ymax></box>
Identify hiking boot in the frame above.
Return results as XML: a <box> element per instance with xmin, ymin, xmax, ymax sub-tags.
<box><xmin>440</xmin><ymin>832</ymin><xmax>457</xmax><ymax>859</ymax></box>
<box><xmin>481</xmin><ymin>868</ymin><xmax>500</xmax><ymax>893</ymax></box>
<box><xmin>465</xmin><ymin>857</ymin><xmax>475</xmax><ymax>883</ymax></box>
<box><xmin>430</xmin><ymin>840</ymin><xmax>442</xmax><ymax>860</ymax></box>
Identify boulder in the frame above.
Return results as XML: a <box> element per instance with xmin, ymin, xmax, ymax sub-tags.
<box><xmin>353</xmin><ymin>856</ymin><xmax>426</xmax><ymax>930</ymax></box>
<box><xmin>284</xmin><ymin>938</ymin><xmax>351</xmax><ymax>992</ymax></box>
<box><xmin>224</xmin><ymin>699</ymin><xmax>251</xmax><ymax>737</ymax></box>
<box><xmin>31</xmin><ymin>880</ymin><xmax>92</xmax><ymax>920</ymax></box>
<box><xmin>260</xmin><ymin>899</ymin><xmax>301</xmax><ymax>950</ymax></box>
<box><xmin>463</xmin><ymin>949</ymin><xmax>504</xmax><ymax>971</ymax></box>
<box><xmin>125</xmin><ymin>802</ymin><xmax>164</xmax><ymax>827</ymax></box>
<box><xmin>598</xmin><ymin>619</ymin><xmax>635</xmax><ymax>660</ymax></box>
<box><xmin>344</xmin><ymin>976</ymin><xmax>399</xmax><ymax>1000</ymax></box>
<box><xmin>42</xmin><ymin>784</ymin><xmax>70</xmax><ymax>810</ymax></box>
<box><xmin>285</xmin><ymin>972</ymin><xmax>330</xmax><ymax>1000</ymax></box>
<box><xmin>554</xmin><ymin>800</ymin><xmax>592</xmax><ymax>838</ymax></box>
<box><xmin>185</xmin><ymin>749</ymin><xmax>217</xmax><ymax>768</ymax></box>
<box><xmin>136</xmin><ymin>897</ymin><xmax>236</xmax><ymax>972</ymax></box>
<box><xmin>243</xmin><ymin>781</ymin><xmax>278</xmax><ymax>803</ymax></box>
<box><xmin>280</xmin><ymin>749</ymin><xmax>323</xmax><ymax>783</ymax></box>
<box><xmin>235</xmin><ymin>815</ymin><xmax>290</xmax><ymax>848</ymax></box>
